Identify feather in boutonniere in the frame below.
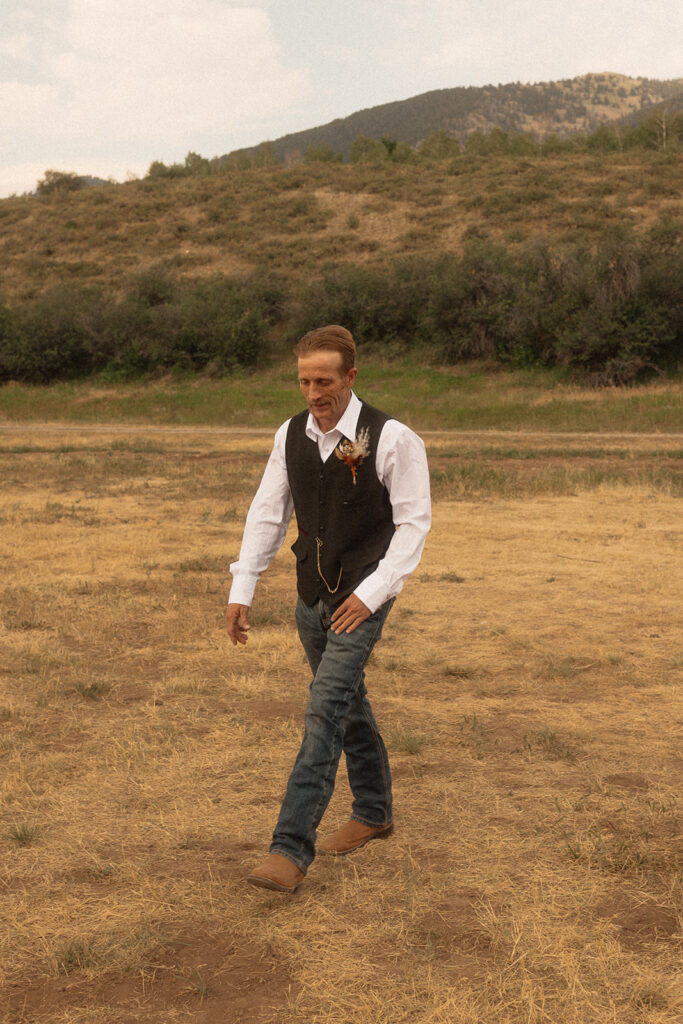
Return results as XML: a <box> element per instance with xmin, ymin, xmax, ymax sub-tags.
<box><xmin>334</xmin><ymin>427</ymin><xmax>370</xmax><ymax>484</ymax></box>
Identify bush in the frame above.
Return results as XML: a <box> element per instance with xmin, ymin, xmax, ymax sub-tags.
<box><xmin>554</xmin><ymin>235</ymin><xmax>683</xmax><ymax>383</ymax></box>
<box><xmin>0</xmin><ymin>272</ymin><xmax>285</xmax><ymax>383</ymax></box>
<box><xmin>167</xmin><ymin>277</ymin><xmax>276</xmax><ymax>372</ymax></box>
<box><xmin>1</xmin><ymin>233</ymin><xmax>679</xmax><ymax>385</ymax></box>
<box><xmin>292</xmin><ymin>257</ymin><xmax>444</xmax><ymax>346</ymax></box>
<box><xmin>36</xmin><ymin>170</ymin><xmax>86</xmax><ymax>196</ymax></box>
<box><xmin>422</xmin><ymin>243</ymin><xmax>517</xmax><ymax>360</ymax></box>
<box><xmin>350</xmin><ymin>136</ymin><xmax>389</xmax><ymax>164</ymax></box>
<box><xmin>146</xmin><ymin>160</ymin><xmax>188</xmax><ymax>180</ymax></box>
<box><xmin>304</xmin><ymin>144</ymin><xmax>343</xmax><ymax>164</ymax></box>
<box><xmin>417</xmin><ymin>130</ymin><xmax>461</xmax><ymax>160</ymax></box>
<box><xmin>293</xmin><ymin>234</ymin><xmax>682</xmax><ymax>382</ymax></box>
<box><xmin>0</xmin><ymin>285</ymin><xmax>112</xmax><ymax>382</ymax></box>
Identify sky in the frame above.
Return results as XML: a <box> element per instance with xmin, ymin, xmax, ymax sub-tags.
<box><xmin>0</xmin><ymin>0</ymin><xmax>681</xmax><ymax>198</ymax></box>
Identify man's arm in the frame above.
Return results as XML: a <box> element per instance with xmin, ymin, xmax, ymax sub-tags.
<box><xmin>332</xmin><ymin>422</ymin><xmax>431</xmax><ymax>634</ymax></box>
<box><xmin>226</xmin><ymin>422</ymin><xmax>293</xmax><ymax>644</ymax></box>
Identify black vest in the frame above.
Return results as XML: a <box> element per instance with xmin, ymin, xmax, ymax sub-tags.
<box><xmin>285</xmin><ymin>402</ymin><xmax>395</xmax><ymax>606</ymax></box>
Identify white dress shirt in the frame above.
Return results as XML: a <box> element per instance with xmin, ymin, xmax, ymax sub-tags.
<box><xmin>228</xmin><ymin>392</ymin><xmax>431</xmax><ymax>613</ymax></box>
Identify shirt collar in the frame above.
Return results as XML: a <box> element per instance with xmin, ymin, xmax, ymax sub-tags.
<box><xmin>305</xmin><ymin>391</ymin><xmax>361</xmax><ymax>443</ymax></box>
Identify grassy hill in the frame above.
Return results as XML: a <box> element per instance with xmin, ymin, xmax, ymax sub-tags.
<box><xmin>0</xmin><ymin>144</ymin><xmax>681</xmax><ymax>386</ymax></box>
<box><xmin>1</xmin><ymin>150</ymin><xmax>680</xmax><ymax>303</ymax></box>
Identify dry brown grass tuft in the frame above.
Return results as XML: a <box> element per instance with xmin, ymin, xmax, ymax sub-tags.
<box><xmin>0</xmin><ymin>427</ymin><xmax>681</xmax><ymax>1023</ymax></box>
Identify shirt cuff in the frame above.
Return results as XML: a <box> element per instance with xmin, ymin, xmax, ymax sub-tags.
<box><xmin>353</xmin><ymin>573</ymin><xmax>393</xmax><ymax>615</ymax></box>
<box><xmin>228</xmin><ymin>573</ymin><xmax>259</xmax><ymax>607</ymax></box>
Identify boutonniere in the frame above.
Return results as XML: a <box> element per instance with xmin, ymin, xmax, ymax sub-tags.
<box><xmin>335</xmin><ymin>427</ymin><xmax>370</xmax><ymax>485</ymax></box>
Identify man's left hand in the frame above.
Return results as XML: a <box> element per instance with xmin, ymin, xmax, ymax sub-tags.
<box><xmin>330</xmin><ymin>594</ymin><xmax>371</xmax><ymax>635</ymax></box>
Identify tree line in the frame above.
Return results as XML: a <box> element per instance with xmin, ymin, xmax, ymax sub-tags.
<box><xmin>140</xmin><ymin>113</ymin><xmax>683</xmax><ymax>180</ymax></box>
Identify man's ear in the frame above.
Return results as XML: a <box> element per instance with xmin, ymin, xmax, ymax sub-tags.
<box><xmin>347</xmin><ymin>367</ymin><xmax>358</xmax><ymax>388</ymax></box>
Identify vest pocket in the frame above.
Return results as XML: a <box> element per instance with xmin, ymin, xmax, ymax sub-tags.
<box><xmin>342</xmin><ymin>493</ymin><xmax>368</xmax><ymax>509</ymax></box>
<box><xmin>291</xmin><ymin>536</ymin><xmax>309</xmax><ymax>562</ymax></box>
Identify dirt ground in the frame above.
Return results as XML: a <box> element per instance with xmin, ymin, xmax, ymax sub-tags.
<box><xmin>0</xmin><ymin>427</ymin><xmax>681</xmax><ymax>1023</ymax></box>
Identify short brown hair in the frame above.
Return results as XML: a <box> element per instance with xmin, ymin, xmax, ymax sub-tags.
<box><xmin>293</xmin><ymin>325</ymin><xmax>356</xmax><ymax>372</ymax></box>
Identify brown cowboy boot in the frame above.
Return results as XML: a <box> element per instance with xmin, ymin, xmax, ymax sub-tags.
<box><xmin>246</xmin><ymin>853</ymin><xmax>305</xmax><ymax>893</ymax></box>
<box><xmin>317</xmin><ymin>819</ymin><xmax>394</xmax><ymax>856</ymax></box>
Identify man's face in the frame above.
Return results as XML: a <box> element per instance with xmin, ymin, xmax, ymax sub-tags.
<box><xmin>298</xmin><ymin>350</ymin><xmax>357</xmax><ymax>432</ymax></box>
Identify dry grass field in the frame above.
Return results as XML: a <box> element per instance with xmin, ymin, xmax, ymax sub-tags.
<box><xmin>1</xmin><ymin>425</ymin><xmax>681</xmax><ymax>1023</ymax></box>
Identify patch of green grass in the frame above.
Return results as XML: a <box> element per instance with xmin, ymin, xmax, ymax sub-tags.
<box><xmin>75</xmin><ymin>680</ymin><xmax>111</xmax><ymax>701</ymax></box>
<box><xmin>6</xmin><ymin>820</ymin><xmax>40</xmax><ymax>846</ymax></box>
<box><xmin>54</xmin><ymin>938</ymin><xmax>101</xmax><ymax>975</ymax></box>
<box><xmin>419</xmin><ymin>571</ymin><xmax>466</xmax><ymax>583</ymax></box>
<box><xmin>632</xmin><ymin>988</ymin><xmax>669</xmax><ymax>1011</ymax></box>
<box><xmin>430</xmin><ymin>461</ymin><xmax>682</xmax><ymax>499</ymax></box>
<box><xmin>544</xmin><ymin>655</ymin><xmax>591</xmax><ymax>680</ymax></box>
<box><xmin>459</xmin><ymin>713</ymin><xmax>485</xmax><ymax>735</ymax></box>
<box><xmin>1</xmin><ymin>360</ymin><xmax>681</xmax><ymax>432</ymax></box>
<box><xmin>173</xmin><ymin>555</ymin><xmax>227</xmax><ymax>574</ymax></box>
<box><xmin>427</xmin><ymin>445</ymin><xmax>683</xmax><ymax>460</ymax></box>
<box><xmin>187</xmin><ymin>971</ymin><xmax>209</xmax><ymax>1000</ymax></box>
<box><xmin>445</xmin><ymin>664</ymin><xmax>477</xmax><ymax>679</ymax></box>
<box><xmin>250</xmin><ymin>604</ymin><xmax>290</xmax><ymax>627</ymax></box>
<box><xmin>566</xmin><ymin>826</ymin><xmax>654</xmax><ymax>874</ymax></box>
<box><xmin>24</xmin><ymin>501</ymin><xmax>101</xmax><ymax>526</ymax></box>
<box><xmin>2</xmin><ymin>609</ymin><xmax>48</xmax><ymax>631</ymax></box>
<box><xmin>456</xmin><ymin>713</ymin><xmax>488</xmax><ymax>758</ymax></box>
<box><xmin>387</xmin><ymin>722</ymin><xmax>429</xmax><ymax>755</ymax></box>
<box><xmin>523</xmin><ymin>728</ymin><xmax>577</xmax><ymax>762</ymax></box>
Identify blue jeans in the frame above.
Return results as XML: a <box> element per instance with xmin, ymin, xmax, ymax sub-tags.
<box><xmin>270</xmin><ymin>596</ymin><xmax>394</xmax><ymax>872</ymax></box>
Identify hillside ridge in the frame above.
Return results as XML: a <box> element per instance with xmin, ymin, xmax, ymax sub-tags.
<box><xmin>222</xmin><ymin>72</ymin><xmax>683</xmax><ymax>164</ymax></box>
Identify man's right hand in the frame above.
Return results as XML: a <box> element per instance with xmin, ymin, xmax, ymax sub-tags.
<box><xmin>226</xmin><ymin>603</ymin><xmax>251</xmax><ymax>646</ymax></box>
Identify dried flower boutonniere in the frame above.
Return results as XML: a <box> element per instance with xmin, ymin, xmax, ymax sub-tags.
<box><xmin>335</xmin><ymin>427</ymin><xmax>370</xmax><ymax>484</ymax></box>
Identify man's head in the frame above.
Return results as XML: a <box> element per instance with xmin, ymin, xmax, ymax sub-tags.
<box><xmin>293</xmin><ymin>324</ymin><xmax>356</xmax><ymax>372</ymax></box>
<box><xmin>294</xmin><ymin>325</ymin><xmax>358</xmax><ymax>433</ymax></box>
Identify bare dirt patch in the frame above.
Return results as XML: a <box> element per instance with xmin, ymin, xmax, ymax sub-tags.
<box><xmin>595</xmin><ymin>892</ymin><xmax>679</xmax><ymax>950</ymax></box>
<box><xmin>6</xmin><ymin>929</ymin><xmax>297</xmax><ymax>1024</ymax></box>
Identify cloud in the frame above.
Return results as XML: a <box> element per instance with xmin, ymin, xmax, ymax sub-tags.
<box><xmin>1</xmin><ymin>0</ymin><xmax>681</xmax><ymax>198</ymax></box>
<box><xmin>0</xmin><ymin>33</ymin><xmax>35</xmax><ymax>62</ymax></box>
<box><xmin>1</xmin><ymin>1</ymin><xmax>309</xmax><ymax>151</ymax></box>
<box><xmin>0</xmin><ymin>82</ymin><xmax>60</xmax><ymax>132</ymax></box>
<box><xmin>371</xmin><ymin>0</ymin><xmax>683</xmax><ymax>85</ymax></box>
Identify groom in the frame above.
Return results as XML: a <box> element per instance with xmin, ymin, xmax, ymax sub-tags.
<box><xmin>226</xmin><ymin>325</ymin><xmax>431</xmax><ymax>892</ymax></box>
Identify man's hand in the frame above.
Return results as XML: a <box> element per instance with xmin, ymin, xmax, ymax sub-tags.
<box><xmin>330</xmin><ymin>594</ymin><xmax>371</xmax><ymax>635</ymax></box>
<box><xmin>226</xmin><ymin>603</ymin><xmax>251</xmax><ymax>645</ymax></box>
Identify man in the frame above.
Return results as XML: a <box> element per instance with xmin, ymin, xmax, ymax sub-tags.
<box><xmin>226</xmin><ymin>325</ymin><xmax>430</xmax><ymax>893</ymax></box>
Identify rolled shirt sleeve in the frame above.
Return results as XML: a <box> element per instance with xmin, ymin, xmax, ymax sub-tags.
<box><xmin>228</xmin><ymin>421</ymin><xmax>294</xmax><ymax>606</ymax></box>
<box><xmin>353</xmin><ymin>421</ymin><xmax>431</xmax><ymax>614</ymax></box>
